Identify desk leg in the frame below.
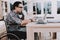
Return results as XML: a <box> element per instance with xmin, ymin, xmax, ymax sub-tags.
<box><xmin>57</xmin><ymin>32</ymin><xmax>60</xmax><ymax>40</ymax></box>
<box><xmin>27</xmin><ymin>27</ymin><xmax>34</xmax><ymax>40</ymax></box>
<box><xmin>38</xmin><ymin>32</ymin><xmax>41</xmax><ymax>40</ymax></box>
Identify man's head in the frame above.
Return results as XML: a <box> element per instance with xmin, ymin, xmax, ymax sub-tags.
<box><xmin>13</xmin><ymin>1</ymin><xmax>23</xmax><ymax>13</ymax></box>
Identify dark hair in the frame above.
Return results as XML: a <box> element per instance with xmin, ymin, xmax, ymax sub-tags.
<box><xmin>12</xmin><ymin>1</ymin><xmax>22</xmax><ymax>10</ymax></box>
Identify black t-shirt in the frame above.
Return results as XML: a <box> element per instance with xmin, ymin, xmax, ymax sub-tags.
<box><xmin>18</xmin><ymin>12</ymin><xmax>24</xmax><ymax>20</ymax></box>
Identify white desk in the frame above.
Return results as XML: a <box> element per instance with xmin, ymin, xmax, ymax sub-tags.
<box><xmin>26</xmin><ymin>22</ymin><xmax>60</xmax><ymax>40</ymax></box>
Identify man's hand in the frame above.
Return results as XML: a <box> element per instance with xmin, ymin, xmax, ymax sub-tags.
<box><xmin>21</xmin><ymin>19</ymin><xmax>31</xmax><ymax>26</ymax></box>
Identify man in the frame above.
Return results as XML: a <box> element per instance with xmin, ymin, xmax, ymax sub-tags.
<box><xmin>6</xmin><ymin>1</ymin><xmax>31</xmax><ymax>40</ymax></box>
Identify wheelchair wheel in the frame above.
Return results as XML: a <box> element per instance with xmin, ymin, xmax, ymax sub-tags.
<box><xmin>0</xmin><ymin>33</ymin><xmax>20</xmax><ymax>40</ymax></box>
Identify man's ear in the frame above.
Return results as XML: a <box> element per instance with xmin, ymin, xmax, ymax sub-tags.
<box><xmin>15</xmin><ymin>6</ymin><xmax>18</xmax><ymax>9</ymax></box>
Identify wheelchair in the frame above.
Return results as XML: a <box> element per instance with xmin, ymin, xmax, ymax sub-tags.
<box><xmin>0</xmin><ymin>20</ymin><xmax>26</xmax><ymax>40</ymax></box>
<box><xmin>0</xmin><ymin>32</ymin><xmax>20</xmax><ymax>40</ymax></box>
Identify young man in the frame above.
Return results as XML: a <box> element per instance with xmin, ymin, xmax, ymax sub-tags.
<box><xmin>6</xmin><ymin>1</ymin><xmax>31</xmax><ymax>40</ymax></box>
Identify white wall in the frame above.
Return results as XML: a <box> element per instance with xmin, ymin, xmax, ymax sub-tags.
<box><xmin>10</xmin><ymin>0</ymin><xmax>22</xmax><ymax>4</ymax></box>
<box><xmin>27</xmin><ymin>0</ymin><xmax>60</xmax><ymax>20</ymax></box>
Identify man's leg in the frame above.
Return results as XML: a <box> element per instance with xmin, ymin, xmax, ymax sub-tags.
<box><xmin>8</xmin><ymin>31</ymin><xmax>26</xmax><ymax>40</ymax></box>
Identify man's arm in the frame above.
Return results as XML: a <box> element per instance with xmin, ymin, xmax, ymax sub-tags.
<box><xmin>9</xmin><ymin>12</ymin><xmax>31</xmax><ymax>26</ymax></box>
<box><xmin>21</xmin><ymin>19</ymin><xmax>31</xmax><ymax>26</ymax></box>
<box><xmin>10</xmin><ymin>13</ymin><xmax>22</xmax><ymax>25</ymax></box>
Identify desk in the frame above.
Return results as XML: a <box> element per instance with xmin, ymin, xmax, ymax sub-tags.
<box><xmin>26</xmin><ymin>22</ymin><xmax>60</xmax><ymax>40</ymax></box>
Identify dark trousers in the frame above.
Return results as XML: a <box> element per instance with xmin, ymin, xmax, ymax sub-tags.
<box><xmin>7</xmin><ymin>31</ymin><xmax>26</xmax><ymax>39</ymax></box>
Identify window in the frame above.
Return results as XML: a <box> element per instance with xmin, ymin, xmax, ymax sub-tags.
<box><xmin>10</xmin><ymin>3</ymin><xmax>13</xmax><ymax>11</ymax></box>
<box><xmin>5</xmin><ymin>2</ymin><xmax>7</xmax><ymax>12</ymax></box>
<box><xmin>33</xmin><ymin>2</ymin><xmax>41</xmax><ymax>15</ymax></box>
<box><xmin>33</xmin><ymin>3</ymin><xmax>36</xmax><ymax>11</ymax></box>
<box><xmin>57</xmin><ymin>1</ymin><xmax>60</xmax><ymax>14</ymax></box>
<box><xmin>44</xmin><ymin>1</ymin><xmax>51</xmax><ymax>14</ymax></box>
<box><xmin>33</xmin><ymin>3</ymin><xmax>36</xmax><ymax>15</ymax></box>
<box><xmin>22</xmin><ymin>0</ymin><xmax>27</xmax><ymax>12</ymax></box>
<box><xmin>36</xmin><ymin>2</ymin><xmax>41</xmax><ymax>14</ymax></box>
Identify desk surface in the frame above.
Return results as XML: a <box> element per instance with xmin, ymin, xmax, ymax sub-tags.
<box><xmin>26</xmin><ymin>22</ymin><xmax>60</xmax><ymax>28</ymax></box>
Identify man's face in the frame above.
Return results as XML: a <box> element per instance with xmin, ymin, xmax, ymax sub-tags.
<box><xmin>15</xmin><ymin>4</ymin><xmax>23</xmax><ymax>13</ymax></box>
